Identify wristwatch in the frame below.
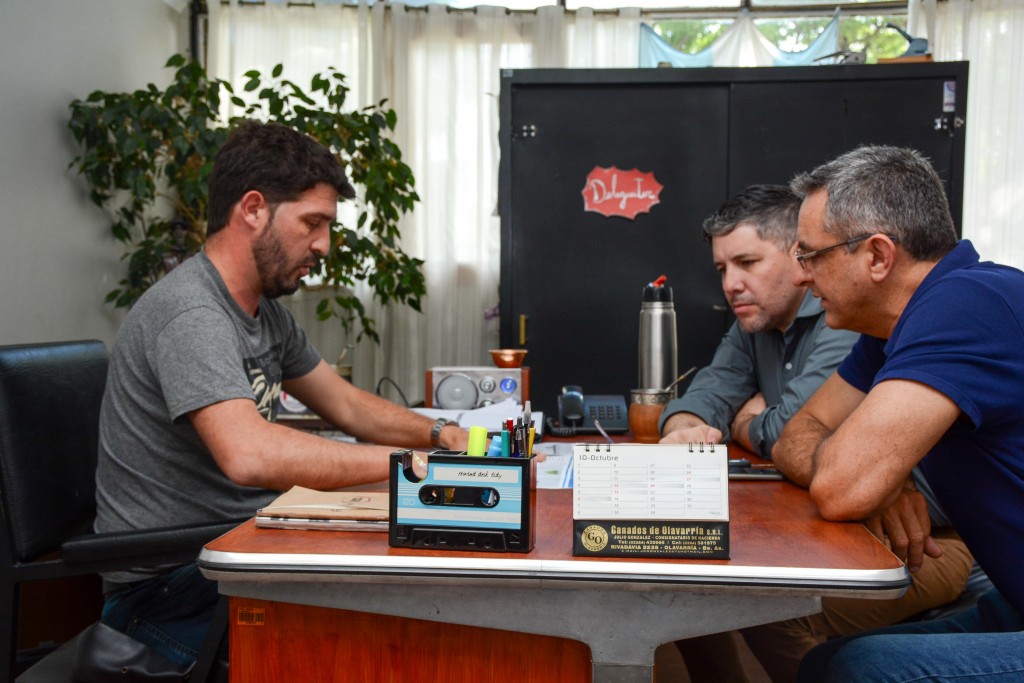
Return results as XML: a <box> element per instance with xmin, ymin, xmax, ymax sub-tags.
<box><xmin>430</xmin><ymin>418</ymin><xmax>457</xmax><ymax>449</ymax></box>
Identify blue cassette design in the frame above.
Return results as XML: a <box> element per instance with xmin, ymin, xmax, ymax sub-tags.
<box><xmin>388</xmin><ymin>450</ymin><xmax>535</xmax><ymax>552</ymax></box>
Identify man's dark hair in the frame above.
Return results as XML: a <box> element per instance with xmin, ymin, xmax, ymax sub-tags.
<box><xmin>206</xmin><ymin>120</ymin><xmax>356</xmax><ymax>236</ymax></box>
<box><xmin>702</xmin><ymin>184</ymin><xmax>801</xmax><ymax>250</ymax></box>
<box><xmin>790</xmin><ymin>145</ymin><xmax>958</xmax><ymax>261</ymax></box>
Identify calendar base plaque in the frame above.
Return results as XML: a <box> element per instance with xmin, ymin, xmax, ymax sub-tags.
<box><xmin>573</xmin><ymin>519</ymin><xmax>729</xmax><ymax>559</ymax></box>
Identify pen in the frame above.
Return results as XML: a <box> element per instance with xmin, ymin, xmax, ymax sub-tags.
<box><xmin>523</xmin><ymin>400</ymin><xmax>532</xmax><ymax>431</ymax></box>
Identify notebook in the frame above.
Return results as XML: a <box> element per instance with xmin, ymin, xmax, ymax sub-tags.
<box><xmin>255</xmin><ymin>487</ymin><xmax>389</xmax><ymax>532</ymax></box>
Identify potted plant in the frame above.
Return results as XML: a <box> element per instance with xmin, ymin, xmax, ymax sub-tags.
<box><xmin>68</xmin><ymin>54</ymin><xmax>425</xmax><ymax>342</ymax></box>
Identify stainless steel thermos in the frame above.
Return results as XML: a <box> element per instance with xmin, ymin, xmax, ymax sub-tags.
<box><xmin>638</xmin><ymin>275</ymin><xmax>678</xmax><ymax>396</ymax></box>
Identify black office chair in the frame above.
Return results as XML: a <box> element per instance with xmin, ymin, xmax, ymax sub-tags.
<box><xmin>0</xmin><ymin>340</ymin><xmax>240</xmax><ymax>681</ymax></box>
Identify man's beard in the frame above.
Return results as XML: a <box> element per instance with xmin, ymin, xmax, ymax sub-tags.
<box><xmin>252</xmin><ymin>219</ymin><xmax>306</xmax><ymax>300</ymax></box>
<box><xmin>736</xmin><ymin>309</ymin><xmax>774</xmax><ymax>335</ymax></box>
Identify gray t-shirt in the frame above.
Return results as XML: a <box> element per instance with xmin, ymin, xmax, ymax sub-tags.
<box><xmin>95</xmin><ymin>250</ymin><xmax>320</xmax><ymax>582</ymax></box>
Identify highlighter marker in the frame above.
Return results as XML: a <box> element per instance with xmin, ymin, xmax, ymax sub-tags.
<box><xmin>501</xmin><ymin>430</ymin><xmax>511</xmax><ymax>458</ymax></box>
<box><xmin>487</xmin><ymin>435</ymin><xmax>503</xmax><ymax>457</ymax></box>
<box><xmin>467</xmin><ymin>425</ymin><xmax>488</xmax><ymax>456</ymax></box>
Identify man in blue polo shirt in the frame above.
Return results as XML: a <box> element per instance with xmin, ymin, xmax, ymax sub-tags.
<box><xmin>774</xmin><ymin>145</ymin><xmax>1024</xmax><ymax>682</ymax></box>
<box><xmin>661</xmin><ymin>183</ymin><xmax>975</xmax><ymax>683</ymax></box>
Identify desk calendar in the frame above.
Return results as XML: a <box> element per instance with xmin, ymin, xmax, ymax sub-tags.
<box><xmin>572</xmin><ymin>443</ymin><xmax>729</xmax><ymax>559</ymax></box>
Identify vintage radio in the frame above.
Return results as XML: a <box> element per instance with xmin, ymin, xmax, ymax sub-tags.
<box><xmin>425</xmin><ymin>367</ymin><xmax>529</xmax><ymax>410</ymax></box>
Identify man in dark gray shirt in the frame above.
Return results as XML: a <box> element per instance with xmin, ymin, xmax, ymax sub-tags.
<box><xmin>95</xmin><ymin>121</ymin><xmax>469</xmax><ymax>669</ymax></box>
<box><xmin>659</xmin><ymin>185</ymin><xmax>857</xmax><ymax>457</ymax></box>
<box><xmin>664</xmin><ymin>185</ymin><xmax>973</xmax><ymax>682</ymax></box>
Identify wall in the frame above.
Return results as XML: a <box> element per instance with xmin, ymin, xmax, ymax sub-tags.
<box><xmin>0</xmin><ymin>0</ymin><xmax>188</xmax><ymax>347</ymax></box>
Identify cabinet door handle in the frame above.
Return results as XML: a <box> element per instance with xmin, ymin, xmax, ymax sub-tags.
<box><xmin>519</xmin><ymin>314</ymin><xmax>528</xmax><ymax>346</ymax></box>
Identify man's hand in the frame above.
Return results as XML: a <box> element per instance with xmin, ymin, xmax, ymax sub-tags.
<box><xmin>439</xmin><ymin>423</ymin><xmax>470</xmax><ymax>451</ymax></box>
<box><xmin>659</xmin><ymin>412</ymin><xmax>721</xmax><ymax>444</ymax></box>
<box><xmin>863</xmin><ymin>484</ymin><xmax>942</xmax><ymax>573</ymax></box>
<box><xmin>729</xmin><ymin>392</ymin><xmax>766</xmax><ymax>452</ymax></box>
<box><xmin>661</xmin><ymin>424</ymin><xmax>723</xmax><ymax>445</ymax></box>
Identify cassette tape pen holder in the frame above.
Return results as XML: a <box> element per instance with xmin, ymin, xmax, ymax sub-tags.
<box><xmin>388</xmin><ymin>450</ymin><xmax>536</xmax><ymax>552</ymax></box>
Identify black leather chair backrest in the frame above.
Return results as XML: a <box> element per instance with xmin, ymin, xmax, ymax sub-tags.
<box><xmin>0</xmin><ymin>340</ymin><xmax>108</xmax><ymax>564</ymax></box>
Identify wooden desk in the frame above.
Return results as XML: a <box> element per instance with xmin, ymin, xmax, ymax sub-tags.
<box><xmin>199</xmin><ymin>470</ymin><xmax>907</xmax><ymax>683</ymax></box>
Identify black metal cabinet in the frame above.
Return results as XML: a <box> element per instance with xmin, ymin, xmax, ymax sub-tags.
<box><xmin>499</xmin><ymin>63</ymin><xmax>968</xmax><ymax>416</ymax></box>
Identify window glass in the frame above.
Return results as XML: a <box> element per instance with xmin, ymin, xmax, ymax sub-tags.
<box><xmin>649</xmin><ymin>18</ymin><xmax>733</xmax><ymax>54</ymax></box>
<box><xmin>566</xmin><ymin>0</ymin><xmax>740</xmax><ymax>9</ymax></box>
<box><xmin>750</xmin><ymin>0</ymin><xmax>902</xmax><ymax>6</ymax></box>
<box><xmin>650</xmin><ymin>13</ymin><xmax>910</xmax><ymax>63</ymax></box>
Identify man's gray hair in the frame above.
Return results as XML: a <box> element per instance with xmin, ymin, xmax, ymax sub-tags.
<box><xmin>702</xmin><ymin>184</ymin><xmax>802</xmax><ymax>251</ymax></box>
<box><xmin>790</xmin><ymin>145</ymin><xmax>958</xmax><ymax>261</ymax></box>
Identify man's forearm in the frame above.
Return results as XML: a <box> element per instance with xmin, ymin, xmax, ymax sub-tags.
<box><xmin>303</xmin><ymin>369</ymin><xmax>467</xmax><ymax>451</ymax></box>
<box><xmin>730</xmin><ymin>411</ymin><xmax>756</xmax><ymax>452</ymax></box>
<box><xmin>193</xmin><ymin>399</ymin><xmax>395</xmax><ymax>490</ymax></box>
<box><xmin>771</xmin><ymin>410</ymin><xmax>832</xmax><ymax>487</ymax></box>
<box><xmin>730</xmin><ymin>392</ymin><xmax>766</xmax><ymax>454</ymax></box>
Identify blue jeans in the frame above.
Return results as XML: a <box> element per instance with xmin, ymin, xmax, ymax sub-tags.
<box><xmin>798</xmin><ymin>588</ymin><xmax>1024</xmax><ymax>682</ymax></box>
<box><xmin>101</xmin><ymin>563</ymin><xmax>221</xmax><ymax>666</ymax></box>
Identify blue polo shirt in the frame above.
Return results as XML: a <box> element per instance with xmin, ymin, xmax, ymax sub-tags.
<box><xmin>838</xmin><ymin>240</ymin><xmax>1024</xmax><ymax>615</ymax></box>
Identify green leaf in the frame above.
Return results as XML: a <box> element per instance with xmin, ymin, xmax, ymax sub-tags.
<box><xmin>68</xmin><ymin>55</ymin><xmax>424</xmax><ymax>342</ymax></box>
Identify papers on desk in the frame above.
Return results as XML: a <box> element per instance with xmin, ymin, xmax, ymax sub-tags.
<box><xmin>411</xmin><ymin>399</ymin><xmax>543</xmax><ymax>436</ymax></box>
<box><xmin>255</xmin><ymin>487</ymin><xmax>389</xmax><ymax>532</ymax></box>
<box><xmin>533</xmin><ymin>442</ymin><xmax>575</xmax><ymax>488</ymax></box>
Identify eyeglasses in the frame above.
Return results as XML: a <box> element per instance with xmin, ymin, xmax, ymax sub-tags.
<box><xmin>794</xmin><ymin>233</ymin><xmax>899</xmax><ymax>270</ymax></box>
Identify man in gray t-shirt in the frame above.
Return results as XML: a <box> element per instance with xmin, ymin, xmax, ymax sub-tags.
<box><xmin>96</xmin><ymin>249</ymin><xmax>322</xmax><ymax>580</ymax></box>
<box><xmin>95</xmin><ymin>121</ymin><xmax>469</xmax><ymax>668</ymax></box>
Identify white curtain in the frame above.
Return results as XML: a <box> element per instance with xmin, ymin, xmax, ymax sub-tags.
<box><xmin>910</xmin><ymin>0</ymin><xmax>1024</xmax><ymax>268</ymax></box>
<box><xmin>208</xmin><ymin>2</ymin><xmax>638</xmax><ymax>403</ymax></box>
<box><xmin>209</xmin><ymin>0</ymin><xmax>1024</xmax><ymax>403</ymax></box>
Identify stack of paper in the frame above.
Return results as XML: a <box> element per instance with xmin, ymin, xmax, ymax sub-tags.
<box><xmin>411</xmin><ymin>399</ymin><xmax>543</xmax><ymax>436</ymax></box>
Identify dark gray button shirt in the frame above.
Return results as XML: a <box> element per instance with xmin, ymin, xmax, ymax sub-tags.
<box><xmin>658</xmin><ymin>291</ymin><xmax>858</xmax><ymax>459</ymax></box>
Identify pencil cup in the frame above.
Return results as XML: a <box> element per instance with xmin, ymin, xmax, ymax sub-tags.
<box><xmin>629</xmin><ymin>389</ymin><xmax>670</xmax><ymax>444</ymax></box>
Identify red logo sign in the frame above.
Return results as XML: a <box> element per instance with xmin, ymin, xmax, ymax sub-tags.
<box><xmin>581</xmin><ymin>166</ymin><xmax>663</xmax><ymax>219</ymax></box>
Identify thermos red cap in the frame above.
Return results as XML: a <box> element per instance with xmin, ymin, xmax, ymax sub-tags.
<box><xmin>643</xmin><ymin>275</ymin><xmax>673</xmax><ymax>303</ymax></box>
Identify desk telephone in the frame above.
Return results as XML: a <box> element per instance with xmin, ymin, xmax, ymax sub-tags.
<box><xmin>547</xmin><ymin>385</ymin><xmax>629</xmax><ymax>437</ymax></box>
